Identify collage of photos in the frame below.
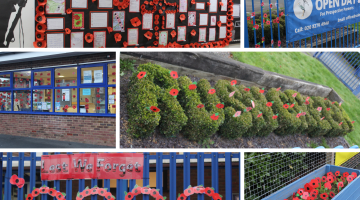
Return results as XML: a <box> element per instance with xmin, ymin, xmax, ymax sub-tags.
<box><xmin>1</xmin><ymin>0</ymin><xmax>360</xmax><ymax>199</ymax></box>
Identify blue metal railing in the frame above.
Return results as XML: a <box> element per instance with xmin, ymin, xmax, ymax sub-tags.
<box><xmin>314</xmin><ymin>52</ymin><xmax>360</xmax><ymax>98</ymax></box>
<box><xmin>244</xmin><ymin>0</ymin><xmax>359</xmax><ymax>48</ymax></box>
<box><xmin>1</xmin><ymin>152</ymin><xmax>241</xmax><ymax>200</ymax></box>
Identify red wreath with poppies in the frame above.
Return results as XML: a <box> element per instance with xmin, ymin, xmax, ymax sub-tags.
<box><xmin>284</xmin><ymin>171</ymin><xmax>358</xmax><ymax>200</ymax></box>
<box><xmin>25</xmin><ymin>185</ymin><xmax>66</xmax><ymax>200</ymax></box>
<box><xmin>76</xmin><ymin>186</ymin><xmax>115</xmax><ymax>200</ymax></box>
<box><xmin>125</xmin><ymin>185</ymin><xmax>167</xmax><ymax>200</ymax></box>
<box><xmin>177</xmin><ymin>185</ymin><xmax>222</xmax><ymax>200</ymax></box>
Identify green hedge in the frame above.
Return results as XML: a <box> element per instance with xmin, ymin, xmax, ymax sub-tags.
<box><xmin>126</xmin><ymin>63</ymin><xmax>354</xmax><ymax>141</ymax></box>
<box><xmin>177</xmin><ymin>76</ymin><xmax>218</xmax><ymax>141</ymax></box>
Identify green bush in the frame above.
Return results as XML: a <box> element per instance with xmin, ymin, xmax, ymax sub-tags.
<box><xmin>214</xmin><ymin>80</ymin><xmax>245</xmax><ymax>111</ymax></box>
<box><xmin>129</xmin><ymin>63</ymin><xmax>188</xmax><ymax>137</ymax></box>
<box><xmin>219</xmin><ymin>107</ymin><xmax>253</xmax><ymax>139</ymax></box>
<box><xmin>197</xmin><ymin>79</ymin><xmax>225</xmax><ymax>127</ymax></box>
<box><xmin>127</xmin><ymin>79</ymin><xmax>160</xmax><ymax>138</ymax></box>
<box><xmin>177</xmin><ymin>76</ymin><xmax>218</xmax><ymax>141</ymax></box>
<box><xmin>247</xmin><ymin>15</ymin><xmax>285</xmax><ymax>45</ymax></box>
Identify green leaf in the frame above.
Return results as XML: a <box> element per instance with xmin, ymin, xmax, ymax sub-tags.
<box><xmin>124</xmin><ymin>191</ymin><xmax>127</xmax><ymax>195</ymax></box>
<box><xmin>77</xmin><ymin>192</ymin><xmax>80</xmax><ymax>197</ymax></box>
<box><xmin>93</xmin><ymin>185</ymin><xmax>98</xmax><ymax>188</ymax></box>
<box><xmin>62</xmin><ymin>192</ymin><xmax>66</xmax><ymax>197</ymax></box>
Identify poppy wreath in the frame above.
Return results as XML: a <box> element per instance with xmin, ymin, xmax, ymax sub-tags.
<box><xmin>114</xmin><ymin>0</ymin><xmax>131</xmax><ymax>10</ymax></box>
<box><xmin>76</xmin><ymin>186</ymin><xmax>115</xmax><ymax>200</ymax></box>
<box><xmin>284</xmin><ymin>171</ymin><xmax>357</xmax><ymax>200</ymax></box>
<box><xmin>177</xmin><ymin>185</ymin><xmax>223</xmax><ymax>200</ymax></box>
<box><xmin>125</xmin><ymin>185</ymin><xmax>167</xmax><ymax>200</ymax></box>
<box><xmin>25</xmin><ymin>185</ymin><xmax>66</xmax><ymax>200</ymax></box>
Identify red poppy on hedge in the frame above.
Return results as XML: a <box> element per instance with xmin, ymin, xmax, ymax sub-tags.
<box><xmin>283</xmin><ymin>104</ymin><xmax>289</xmax><ymax>109</ymax></box>
<box><xmin>244</xmin><ymin>87</ymin><xmax>250</xmax><ymax>92</ymax></box>
<box><xmin>246</xmin><ymin>107</ymin><xmax>252</xmax><ymax>112</ymax></box>
<box><xmin>169</xmin><ymin>89</ymin><xmax>179</xmax><ymax>97</ymax></box>
<box><xmin>216</xmin><ymin>103</ymin><xmax>224</xmax><ymax>109</ymax></box>
<box><xmin>230</xmin><ymin>80</ymin><xmax>237</xmax><ymax>86</ymax></box>
<box><xmin>272</xmin><ymin>113</ymin><xmax>278</xmax><ymax>119</ymax></box>
<box><xmin>170</xmin><ymin>71</ymin><xmax>178</xmax><ymax>79</ymax></box>
<box><xmin>257</xmin><ymin>112</ymin><xmax>262</xmax><ymax>118</ymax></box>
<box><xmin>189</xmin><ymin>82</ymin><xmax>197</xmax><ymax>90</ymax></box>
<box><xmin>137</xmin><ymin>71</ymin><xmax>146</xmax><ymax>79</ymax></box>
<box><xmin>326</xmin><ymin>107</ymin><xmax>331</xmax><ymax>111</ymax></box>
<box><xmin>259</xmin><ymin>88</ymin><xmax>265</xmax><ymax>93</ymax></box>
<box><xmin>208</xmin><ymin>88</ymin><xmax>216</xmax><ymax>94</ymax></box>
<box><xmin>319</xmin><ymin>193</ymin><xmax>328</xmax><ymax>200</ymax></box>
<box><xmin>305</xmin><ymin>100</ymin><xmax>310</xmax><ymax>105</ymax></box>
<box><xmin>149</xmin><ymin>106</ymin><xmax>160</xmax><ymax>112</ymax></box>
<box><xmin>197</xmin><ymin>104</ymin><xmax>204</xmax><ymax>108</ymax></box>
<box><xmin>290</xmin><ymin>102</ymin><xmax>295</xmax><ymax>108</ymax></box>
<box><xmin>211</xmin><ymin>113</ymin><xmax>219</xmax><ymax>120</ymax></box>
<box><xmin>266</xmin><ymin>101</ymin><xmax>273</xmax><ymax>107</ymax></box>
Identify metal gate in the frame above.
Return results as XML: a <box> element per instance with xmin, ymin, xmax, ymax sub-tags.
<box><xmin>244</xmin><ymin>0</ymin><xmax>360</xmax><ymax>48</ymax></box>
<box><xmin>314</xmin><ymin>52</ymin><xmax>360</xmax><ymax>99</ymax></box>
<box><xmin>1</xmin><ymin>152</ymin><xmax>241</xmax><ymax>200</ymax></box>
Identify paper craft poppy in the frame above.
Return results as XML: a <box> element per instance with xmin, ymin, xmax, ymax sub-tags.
<box><xmin>144</xmin><ymin>31</ymin><xmax>153</xmax><ymax>40</ymax></box>
<box><xmin>216</xmin><ymin>103</ymin><xmax>224</xmax><ymax>109</ymax></box>
<box><xmin>290</xmin><ymin>102</ymin><xmax>295</xmax><ymax>108</ymax></box>
<box><xmin>85</xmin><ymin>33</ymin><xmax>94</xmax><ymax>43</ymax></box>
<box><xmin>107</xmin><ymin>27</ymin><xmax>113</xmax><ymax>34</ymax></box>
<box><xmin>123</xmin><ymin>41</ymin><xmax>128</xmax><ymax>48</ymax></box>
<box><xmin>257</xmin><ymin>112</ymin><xmax>262</xmax><ymax>118</ymax></box>
<box><xmin>32</xmin><ymin>188</ymin><xmax>41</xmax><ymax>197</ymax></box>
<box><xmin>148</xmin><ymin>106</ymin><xmax>160</xmax><ymax>112</ymax></box>
<box><xmin>211</xmin><ymin>113</ymin><xmax>219</xmax><ymax>120</ymax></box>
<box><xmin>283</xmin><ymin>104</ymin><xmax>289</xmax><ymax>109</ymax></box>
<box><xmin>35</xmin><ymin>13</ymin><xmax>46</xmax><ymax>24</ymax></box>
<box><xmin>317</xmin><ymin>107</ymin><xmax>322</xmax><ymax>112</ymax></box>
<box><xmin>130</xmin><ymin>17</ymin><xmax>142</xmax><ymax>27</ymax></box>
<box><xmin>36</xmin><ymin>5</ymin><xmax>45</xmax><ymax>14</ymax></box>
<box><xmin>191</xmin><ymin>29</ymin><xmax>196</xmax><ymax>36</ymax></box>
<box><xmin>266</xmin><ymin>101</ymin><xmax>273</xmax><ymax>107</ymax></box>
<box><xmin>33</xmin><ymin>40</ymin><xmax>46</xmax><ymax>48</ymax></box>
<box><xmin>304</xmin><ymin>183</ymin><xmax>313</xmax><ymax>192</ymax></box>
<box><xmin>229</xmin><ymin>91</ymin><xmax>235</xmax><ymax>97</ymax></box>
<box><xmin>259</xmin><ymin>88</ymin><xmax>265</xmax><ymax>93</ymax></box>
<box><xmin>197</xmin><ymin>104</ymin><xmax>204</xmax><ymax>108</ymax></box>
<box><xmin>169</xmin><ymin>89</ymin><xmax>178</xmax><ymax>97</ymax></box>
<box><xmin>169</xmin><ymin>71</ymin><xmax>178</xmax><ymax>79</ymax></box>
<box><xmin>347</xmin><ymin>175</ymin><xmax>354</xmax><ymax>183</ymax></box>
<box><xmin>338</xmin><ymin>181</ymin><xmax>344</xmax><ymax>191</ymax></box>
<box><xmin>305</xmin><ymin>100</ymin><xmax>309</xmax><ymax>105</ymax></box>
<box><xmin>343</xmin><ymin>172</ymin><xmax>349</xmax><ymax>177</ymax></box>
<box><xmin>10</xmin><ymin>174</ymin><xmax>25</xmax><ymax>188</ymax></box>
<box><xmin>329</xmin><ymin>191</ymin><xmax>335</xmax><ymax>198</ymax></box>
<box><xmin>171</xmin><ymin>30</ymin><xmax>176</xmax><ymax>38</ymax></box>
<box><xmin>326</xmin><ymin>107</ymin><xmax>331</xmax><ymax>111</ymax></box>
<box><xmin>137</xmin><ymin>71</ymin><xmax>147</xmax><ymax>79</ymax></box>
<box><xmin>310</xmin><ymin>179</ymin><xmax>319</xmax><ymax>188</ymax></box>
<box><xmin>244</xmin><ymin>87</ymin><xmax>250</xmax><ymax>92</ymax></box>
<box><xmin>208</xmin><ymin>88</ymin><xmax>216</xmax><ymax>94</ymax></box>
<box><xmin>66</xmin><ymin>8</ymin><xmax>72</xmax><ymax>14</ymax></box>
<box><xmin>272</xmin><ymin>114</ymin><xmax>278</xmax><ymax>119</ymax></box>
<box><xmin>114</xmin><ymin>33</ymin><xmax>122</xmax><ymax>43</ymax></box>
<box><xmin>65</xmin><ymin>28</ymin><xmax>71</xmax><ymax>34</ymax></box>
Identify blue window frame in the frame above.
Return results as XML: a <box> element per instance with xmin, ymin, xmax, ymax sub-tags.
<box><xmin>0</xmin><ymin>62</ymin><xmax>116</xmax><ymax>117</ymax></box>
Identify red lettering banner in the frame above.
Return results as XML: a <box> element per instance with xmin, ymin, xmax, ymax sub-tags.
<box><xmin>41</xmin><ymin>153</ymin><xmax>143</xmax><ymax>180</ymax></box>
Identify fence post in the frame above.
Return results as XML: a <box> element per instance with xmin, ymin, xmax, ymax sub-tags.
<box><xmin>78</xmin><ymin>152</ymin><xmax>85</xmax><ymax>199</ymax></box>
<box><xmin>41</xmin><ymin>152</ymin><xmax>48</xmax><ymax>200</ymax></box>
<box><xmin>0</xmin><ymin>153</ymin><xmax>3</xmax><ymax>200</ymax></box>
<box><xmin>244</xmin><ymin>0</ymin><xmax>249</xmax><ymax>47</ymax></box>
<box><xmin>54</xmin><ymin>152</ymin><xmax>60</xmax><ymax>200</ymax></box>
<box><xmin>169</xmin><ymin>153</ymin><xmax>177</xmax><ymax>200</ymax></box>
<box><xmin>211</xmin><ymin>153</ymin><xmax>219</xmax><ymax>194</ymax></box>
<box><xmin>225</xmin><ymin>153</ymin><xmax>232</xmax><ymax>200</ymax></box>
<box><xmin>183</xmin><ymin>153</ymin><xmax>190</xmax><ymax>200</ymax></box>
<box><xmin>66</xmin><ymin>152</ymin><xmax>73</xmax><ymax>200</ymax></box>
<box><xmin>142</xmin><ymin>152</ymin><xmax>150</xmax><ymax>200</ymax></box>
<box><xmin>156</xmin><ymin>153</ymin><xmax>163</xmax><ymax>196</ymax></box>
<box><xmin>18</xmin><ymin>153</ymin><xmax>24</xmax><ymax>200</ymax></box>
<box><xmin>239</xmin><ymin>153</ymin><xmax>241</xmax><ymax>200</ymax></box>
<box><xmin>29</xmin><ymin>153</ymin><xmax>36</xmax><ymax>195</ymax></box>
<box><xmin>197</xmin><ymin>153</ymin><xmax>204</xmax><ymax>200</ymax></box>
<box><xmin>5</xmin><ymin>153</ymin><xmax>12</xmax><ymax>200</ymax></box>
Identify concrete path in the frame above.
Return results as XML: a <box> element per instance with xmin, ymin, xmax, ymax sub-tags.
<box><xmin>0</xmin><ymin>134</ymin><xmax>114</xmax><ymax>148</ymax></box>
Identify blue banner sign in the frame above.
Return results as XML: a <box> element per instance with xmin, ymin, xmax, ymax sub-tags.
<box><xmin>286</xmin><ymin>0</ymin><xmax>360</xmax><ymax>42</ymax></box>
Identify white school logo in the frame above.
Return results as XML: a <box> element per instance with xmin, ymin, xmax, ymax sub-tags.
<box><xmin>293</xmin><ymin>0</ymin><xmax>313</xmax><ymax>19</ymax></box>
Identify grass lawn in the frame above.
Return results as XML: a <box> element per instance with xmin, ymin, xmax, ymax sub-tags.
<box><xmin>232</xmin><ymin>52</ymin><xmax>359</xmax><ymax>146</ymax></box>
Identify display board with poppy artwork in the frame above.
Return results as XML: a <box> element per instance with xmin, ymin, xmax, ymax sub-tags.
<box><xmin>34</xmin><ymin>0</ymin><xmax>239</xmax><ymax>47</ymax></box>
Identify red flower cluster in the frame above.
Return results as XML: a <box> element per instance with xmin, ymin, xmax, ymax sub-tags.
<box><xmin>177</xmin><ymin>186</ymin><xmax>222</xmax><ymax>200</ymax></box>
<box><xmin>125</xmin><ymin>185</ymin><xmax>166</xmax><ymax>200</ymax></box>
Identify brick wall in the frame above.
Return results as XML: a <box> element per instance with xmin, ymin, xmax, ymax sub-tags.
<box><xmin>0</xmin><ymin>52</ymin><xmax>116</xmax><ymax>147</ymax></box>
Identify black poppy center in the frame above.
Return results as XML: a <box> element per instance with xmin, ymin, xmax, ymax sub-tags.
<box><xmin>42</xmin><ymin>189</ymin><xmax>45</xmax><ymax>192</ymax></box>
<box><xmin>15</xmin><ymin>179</ymin><xmax>19</xmax><ymax>183</ymax></box>
<box><xmin>35</xmin><ymin>191</ymin><xmax>38</xmax><ymax>194</ymax></box>
<box><xmin>101</xmin><ymin>191</ymin><xmax>104</xmax><ymax>194</ymax></box>
<box><xmin>27</xmin><ymin>197</ymin><xmax>31</xmax><ymax>200</ymax></box>
<box><xmin>207</xmin><ymin>190</ymin><xmax>211</xmax><ymax>194</ymax></box>
<box><xmin>152</xmin><ymin>191</ymin><xmax>156</xmax><ymax>194</ymax></box>
<box><xmin>38</xmin><ymin>25</ymin><xmax>42</xmax><ymax>30</ymax></box>
<box><xmin>145</xmin><ymin>189</ymin><xmax>148</xmax><ymax>192</ymax></box>
<box><xmin>93</xmin><ymin>189</ymin><xmax>96</xmax><ymax>192</ymax></box>
<box><xmin>85</xmin><ymin>191</ymin><xmax>89</xmax><ymax>194</ymax></box>
<box><xmin>50</xmin><ymin>191</ymin><xmax>53</xmax><ymax>194</ymax></box>
<box><xmin>180</xmin><ymin>197</ymin><xmax>184</xmax><ymax>200</ymax></box>
<box><xmin>79</xmin><ymin>195</ymin><xmax>83</xmax><ymax>198</ymax></box>
<box><xmin>128</xmin><ymin>195</ymin><xmax>131</xmax><ymax>198</ymax></box>
<box><xmin>58</xmin><ymin>195</ymin><xmax>61</xmax><ymax>198</ymax></box>
<box><xmin>37</xmin><ymin>42</ymin><xmax>42</xmax><ymax>47</ymax></box>
<box><xmin>135</xmin><ymin>189</ymin><xmax>138</xmax><ymax>193</ymax></box>
<box><xmin>187</xmin><ymin>189</ymin><xmax>191</xmax><ymax>193</ymax></box>
<box><xmin>37</xmin><ymin>16</ymin><xmax>42</xmax><ymax>21</ymax></box>
<box><xmin>39</xmin><ymin>6</ymin><xmax>44</xmax><ymax>11</ymax></box>
<box><xmin>152</xmin><ymin>108</ymin><xmax>156</xmax><ymax>111</ymax></box>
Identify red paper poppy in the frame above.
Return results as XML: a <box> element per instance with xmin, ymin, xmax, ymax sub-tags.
<box><xmin>266</xmin><ymin>102</ymin><xmax>273</xmax><ymax>107</ymax></box>
<box><xmin>230</xmin><ymin>80</ymin><xmax>237</xmax><ymax>86</ymax></box>
<box><xmin>338</xmin><ymin>181</ymin><xmax>344</xmax><ymax>191</ymax></box>
<box><xmin>327</xmin><ymin>175</ymin><xmax>334</xmax><ymax>183</ymax></box>
<box><xmin>208</xmin><ymin>88</ymin><xmax>216</xmax><ymax>94</ymax></box>
<box><xmin>310</xmin><ymin>189</ymin><xmax>318</xmax><ymax>198</ymax></box>
<box><xmin>40</xmin><ymin>186</ymin><xmax>49</xmax><ymax>194</ymax></box>
<box><xmin>290</xmin><ymin>103</ymin><xmax>295</xmax><ymax>108</ymax></box>
<box><xmin>351</xmin><ymin>172</ymin><xmax>357</xmax><ymax>178</ymax></box>
<box><xmin>329</xmin><ymin>191</ymin><xmax>335</xmax><ymax>198</ymax></box>
<box><xmin>170</xmin><ymin>71</ymin><xmax>178</xmax><ymax>79</ymax></box>
<box><xmin>297</xmin><ymin>188</ymin><xmax>304</xmax><ymax>196</ymax></box>
<box><xmin>304</xmin><ymin>100</ymin><xmax>309</xmax><ymax>105</ymax></box>
<box><xmin>304</xmin><ymin>183</ymin><xmax>313</xmax><ymax>193</ymax></box>
<box><xmin>36</xmin><ymin>5</ymin><xmax>45</xmax><ymax>14</ymax></box>
<box><xmin>244</xmin><ymin>87</ymin><xmax>250</xmax><ymax>92</ymax></box>
<box><xmin>85</xmin><ymin>33</ymin><xmax>94</xmax><ymax>43</ymax></box>
<box><xmin>326</xmin><ymin>107</ymin><xmax>331</xmax><ymax>111</ymax></box>
<box><xmin>35</xmin><ymin>13</ymin><xmax>46</xmax><ymax>24</ymax></box>
<box><xmin>191</xmin><ymin>29</ymin><xmax>196</xmax><ymax>36</ymax></box>
<box><xmin>10</xmin><ymin>174</ymin><xmax>25</xmax><ymax>188</ymax></box>
<box><xmin>347</xmin><ymin>175</ymin><xmax>354</xmax><ymax>183</ymax></box>
<box><xmin>66</xmin><ymin>8</ymin><xmax>72</xmax><ymax>14</ymax></box>
<box><xmin>310</xmin><ymin>179</ymin><xmax>319</xmax><ymax>188</ymax></box>
<box><xmin>144</xmin><ymin>31</ymin><xmax>153</xmax><ymax>40</ymax></box>
<box><xmin>123</xmin><ymin>41</ymin><xmax>128</xmax><ymax>47</ymax></box>
<box><xmin>130</xmin><ymin>17</ymin><xmax>142</xmax><ymax>27</ymax></box>
<box><xmin>169</xmin><ymin>89</ymin><xmax>179</xmax><ymax>96</ymax></box>
<box><xmin>259</xmin><ymin>88</ymin><xmax>265</xmax><ymax>93</ymax></box>
<box><xmin>114</xmin><ymin>33</ymin><xmax>122</xmax><ymax>43</ymax></box>
<box><xmin>320</xmin><ymin>193</ymin><xmax>328</xmax><ymax>200</ymax></box>
<box><xmin>189</xmin><ymin>84</ymin><xmax>197</xmax><ymax>90</ymax></box>
<box><xmin>197</xmin><ymin>104</ymin><xmax>204</xmax><ymax>108</ymax></box>
<box><xmin>137</xmin><ymin>71</ymin><xmax>146</xmax><ymax>79</ymax></box>
<box><xmin>216</xmin><ymin>103</ymin><xmax>224</xmax><ymax>109</ymax></box>
<box><xmin>283</xmin><ymin>104</ymin><xmax>289</xmax><ymax>109</ymax></box>
<box><xmin>32</xmin><ymin>188</ymin><xmax>40</xmax><ymax>197</ymax></box>
<box><xmin>107</xmin><ymin>27</ymin><xmax>113</xmax><ymax>34</ymax></box>
<box><xmin>33</xmin><ymin>40</ymin><xmax>46</xmax><ymax>48</ymax></box>
<box><xmin>211</xmin><ymin>113</ymin><xmax>219</xmax><ymax>120</ymax></box>
<box><xmin>149</xmin><ymin>106</ymin><xmax>160</xmax><ymax>112</ymax></box>
<box><xmin>55</xmin><ymin>192</ymin><xmax>65</xmax><ymax>200</ymax></box>
<box><xmin>343</xmin><ymin>172</ymin><xmax>349</xmax><ymax>177</ymax></box>
<box><xmin>171</xmin><ymin>30</ymin><xmax>177</xmax><ymax>38</ymax></box>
